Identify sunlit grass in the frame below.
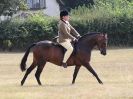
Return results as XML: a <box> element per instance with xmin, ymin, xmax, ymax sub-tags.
<box><xmin>0</xmin><ymin>49</ymin><xmax>133</xmax><ymax>99</ymax></box>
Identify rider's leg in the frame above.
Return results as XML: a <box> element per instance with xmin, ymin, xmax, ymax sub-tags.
<box><xmin>60</xmin><ymin>40</ymin><xmax>73</xmax><ymax>68</ymax></box>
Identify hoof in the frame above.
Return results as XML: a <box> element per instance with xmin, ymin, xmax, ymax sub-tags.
<box><xmin>99</xmin><ymin>81</ymin><xmax>103</xmax><ymax>84</ymax></box>
<box><xmin>21</xmin><ymin>81</ymin><xmax>24</xmax><ymax>86</ymax></box>
<box><xmin>72</xmin><ymin>82</ymin><xmax>75</xmax><ymax>84</ymax></box>
<box><xmin>38</xmin><ymin>82</ymin><xmax>42</xmax><ymax>86</ymax></box>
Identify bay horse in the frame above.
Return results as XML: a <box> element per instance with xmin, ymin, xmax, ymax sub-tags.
<box><xmin>20</xmin><ymin>32</ymin><xmax>108</xmax><ymax>86</ymax></box>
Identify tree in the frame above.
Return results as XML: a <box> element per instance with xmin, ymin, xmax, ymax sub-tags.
<box><xmin>56</xmin><ymin>0</ymin><xmax>94</xmax><ymax>11</ymax></box>
<box><xmin>0</xmin><ymin>0</ymin><xmax>27</xmax><ymax>16</ymax></box>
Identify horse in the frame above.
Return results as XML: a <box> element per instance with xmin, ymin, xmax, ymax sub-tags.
<box><xmin>20</xmin><ymin>32</ymin><xmax>108</xmax><ymax>86</ymax></box>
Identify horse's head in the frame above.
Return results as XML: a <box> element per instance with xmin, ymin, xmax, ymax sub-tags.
<box><xmin>96</xmin><ymin>33</ymin><xmax>108</xmax><ymax>55</ymax></box>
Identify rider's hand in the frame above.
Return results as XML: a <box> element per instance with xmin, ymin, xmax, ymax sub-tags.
<box><xmin>74</xmin><ymin>39</ymin><xmax>78</xmax><ymax>42</ymax></box>
<box><xmin>77</xmin><ymin>35</ymin><xmax>81</xmax><ymax>39</ymax></box>
<box><xmin>73</xmin><ymin>38</ymin><xmax>77</xmax><ymax>42</ymax></box>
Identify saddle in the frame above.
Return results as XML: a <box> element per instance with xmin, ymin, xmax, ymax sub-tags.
<box><xmin>52</xmin><ymin>36</ymin><xmax>78</xmax><ymax>54</ymax></box>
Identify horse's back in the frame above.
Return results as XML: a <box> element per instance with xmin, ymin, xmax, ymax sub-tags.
<box><xmin>31</xmin><ymin>40</ymin><xmax>65</xmax><ymax>65</ymax></box>
<box><xmin>36</xmin><ymin>40</ymin><xmax>53</xmax><ymax>46</ymax></box>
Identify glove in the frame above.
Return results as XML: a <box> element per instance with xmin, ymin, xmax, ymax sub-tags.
<box><xmin>74</xmin><ymin>38</ymin><xmax>78</xmax><ymax>42</ymax></box>
<box><xmin>77</xmin><ymin>35</ymin><xmax>81</xmax><ymax>39</ymax></box>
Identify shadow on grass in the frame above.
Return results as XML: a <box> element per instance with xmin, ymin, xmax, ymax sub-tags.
<box><xmin>18</xmin><ymin>83</ymin><xmax>74</xmax><ymax>88</ymax></box>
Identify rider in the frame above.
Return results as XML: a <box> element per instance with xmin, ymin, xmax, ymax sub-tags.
<box><xmin>58</xmin><ymin>10</ymin><xmax>81</xmax><ymax>68</ymax></box>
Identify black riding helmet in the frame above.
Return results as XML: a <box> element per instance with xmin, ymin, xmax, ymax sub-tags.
<box><xmin>60</xmin><ymin>10</ymin><xmax>69</xmax><ymax>19</ymax></box>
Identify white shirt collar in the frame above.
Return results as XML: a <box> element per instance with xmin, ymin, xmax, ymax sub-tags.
<box><xmin>65</xmin><ymin>21</ymin><xmax>69</xmax><ymax>24</ymax></box>
<box><xmin>62</xmin><ymin>19</ymin><xmax>69</xmax><ymax>24</ymax></box>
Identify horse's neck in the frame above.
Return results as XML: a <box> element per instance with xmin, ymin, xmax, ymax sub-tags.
<box><xmin>78</xmin><ymin>36</ymin><xmax>97</xmax><ymax>50</ymax></box>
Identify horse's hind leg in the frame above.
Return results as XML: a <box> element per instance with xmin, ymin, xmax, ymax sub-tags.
<box><xmin>72</xmin><ymin>66</ymin><xmax>81</xmax><ymax>84</ymax></box>
<box><xmin>83</xmin><ymin>62</ymin><xmax>103</xmax><ymax>84</ymax></box>
<box><xmin>35</xmin><ymin>61</ymin><xmax>46</xmax><ymax>85</ymax></box>
<box><xmin>21</xmin><ymin>62</ymin><xmax>36</xmax><ymax>86</ymax></box>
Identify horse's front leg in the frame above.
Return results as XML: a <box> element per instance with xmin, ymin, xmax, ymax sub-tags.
<box><xmin>83</xmin><ymin>62</ymin><xmax>103</xmax><ymax>84</ymax></box>
<box><xmin>72</xmin><ymin>65</ymin><xmax>81</xmax><ymax>84</ymax></box>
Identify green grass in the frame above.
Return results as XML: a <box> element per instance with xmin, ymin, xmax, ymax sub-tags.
<box><xmin>0</xmin><ymin>49</ymin><xmax>133</xmax><ymax>99</ymax></box>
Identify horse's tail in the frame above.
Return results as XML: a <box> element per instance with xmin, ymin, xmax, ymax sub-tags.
<box><xmin>20</xmin><ymin>43</ymin><xmax>36</xmax><ymax>72</ymax></box>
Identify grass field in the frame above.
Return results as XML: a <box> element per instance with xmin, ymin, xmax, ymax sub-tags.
<box><xmin>0</xmin><ymin>49</ymin><xmax>133</xmax><ymax>99</ymax></box>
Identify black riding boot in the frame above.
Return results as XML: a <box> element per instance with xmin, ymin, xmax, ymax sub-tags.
<box><xmin>62</xmin><ymin>62</ymin><xmax>67</xmax><ymax>68</ymax></box>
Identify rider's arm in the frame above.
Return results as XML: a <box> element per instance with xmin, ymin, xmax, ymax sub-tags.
<box><xmin>70</xmin><ymin>25</ymin><xmax>80</xmax><ymax>38</ymax></box>
<box><xmin>60</xmin><ymin>23</ymin><xmax>76</xmax><ymax>41</ymax></box>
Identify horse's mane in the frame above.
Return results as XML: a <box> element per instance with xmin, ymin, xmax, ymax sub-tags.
<box><xmin>79</xmin><ymin>32</ymin><xmax>101</xmax><ymax>41</ymax></box>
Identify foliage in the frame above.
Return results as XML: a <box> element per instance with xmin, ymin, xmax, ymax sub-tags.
<box><xmin>0</xmin><ymin>14</ymin><xmax>58</xmax><ymax>50</ymax></box>
<box><xmin>0</xmin><ymin>0</ymin><xmax>27</xmax><ymax>16</ymax></box>
<box><xmin>56</xmin><ymin>0</ymin><xmax>94</xmax><ymax>10</ymax></box>
<box><xmin>0</xmin><ymin>0</ymin><xmax>133</xmax><ymax>51</ymax></box>
<box><xmin>70</xmin><ymin>0</ymin><xmax>133</xmax><ymax>46</ymax></box>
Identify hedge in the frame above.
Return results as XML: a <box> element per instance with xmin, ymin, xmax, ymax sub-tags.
<box><xmin>0</xmin><ymin>15</ymin><xmax>58</xmax><ymax>51</ymax></box>
<box><xmin>0</xmin><ymin>0</ymin><xmax>133</xmax><ymax>51</ymax></box>
<box><xmin>70</xmin><ymin>0</ymin><xmax>133</xmax><ymax>46</ymax></box>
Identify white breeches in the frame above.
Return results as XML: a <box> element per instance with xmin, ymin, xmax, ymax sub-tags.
<box><xmin>60</xmin><ymin>40</ymin><xmax>73</xmax><ymax>63</ymax></box>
